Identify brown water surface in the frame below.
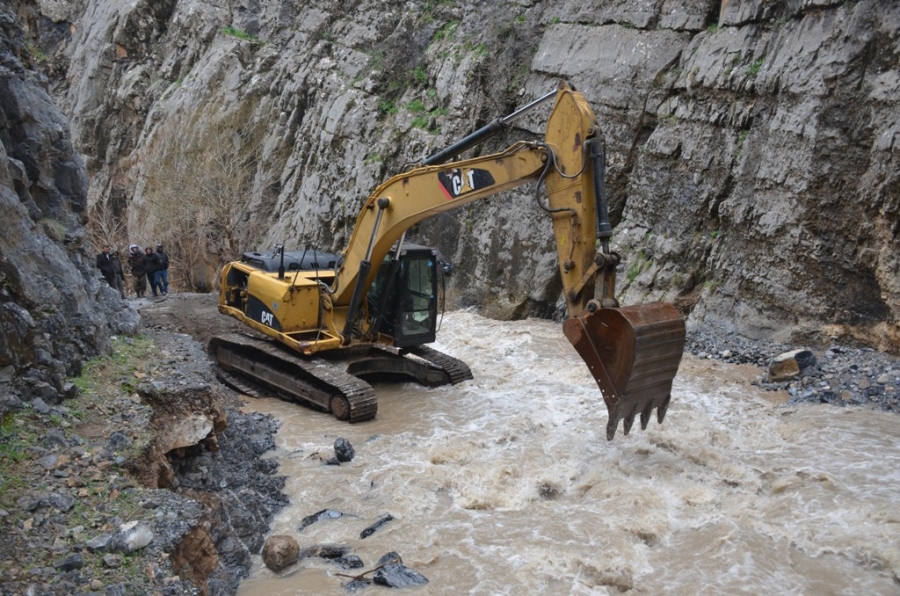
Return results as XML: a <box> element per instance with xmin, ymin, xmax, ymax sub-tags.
<box><xmin>237</xmin><ymin>312</ymin><xmax>900</xmax><ymax>595</ymax></box>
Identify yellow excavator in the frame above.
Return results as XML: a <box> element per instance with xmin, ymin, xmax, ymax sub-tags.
<box><xmin>209</xmin><ymin>81</ymin><xmax>685</xmax><ymax>440</ymax></box>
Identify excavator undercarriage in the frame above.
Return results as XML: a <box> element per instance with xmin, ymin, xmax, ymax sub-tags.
<box><xmin>209</xmin><ymin>333</ymin><xmax>472</xmax><ymax>423</ymax></box>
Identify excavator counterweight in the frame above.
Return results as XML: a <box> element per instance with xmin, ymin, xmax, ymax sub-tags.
<box><xmin>212</xmin><ymin>81</ymin><xmax>686</xmax><ymax>441</ymax></box>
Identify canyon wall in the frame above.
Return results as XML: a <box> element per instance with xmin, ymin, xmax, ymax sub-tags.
<box><xmin>11</xmin><ymin>0</ymin><xmax>900</xmax><ymax>351</ymax></box>
<box><xmin>1</xmin><ymin>3</ymin><xmax>137</xmax><ymax>413</ymax></box>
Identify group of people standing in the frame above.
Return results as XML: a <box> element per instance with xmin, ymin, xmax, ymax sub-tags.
<box><xmin>95</xmin><ymin>243</ymin><xmax>169</xmax><ymax>299</ymax></box>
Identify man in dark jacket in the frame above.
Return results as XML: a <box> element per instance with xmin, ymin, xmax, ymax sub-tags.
<box><xmin>95</xmin><ymin>244</ymin><xmax>116</xmax><ymax>288</ymax></box>
<box><xmin>155</xmin><ymin>244</ymin><xmax>170</xmax><ymax>295</ymax></box>
<box><xmin>110</xmin><ymin>249</ymin><xmax>127</xmax><ymax>299</ymax></box>
<box><xmin>143</xmin><ymin>247</ymin><xmax>161</xmax><ymax>297</ymax></box>
<box><xmin>128</xmin><ymin>245</ymin><xmax>147</xmax><ymax>297</ymax></box>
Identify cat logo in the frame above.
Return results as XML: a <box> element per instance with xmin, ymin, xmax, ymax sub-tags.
<box><xmin>438</xmin><ymin>168</ymin><xmax>495</xmax><ymax>200</ymax></box>
<box><xmin>261</xmin><ymin>311</ymin><xmax>274</xmax><ymax>327</ymax></box>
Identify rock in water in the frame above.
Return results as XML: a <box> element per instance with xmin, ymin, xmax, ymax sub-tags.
<box><xmin>298</xmin><ymin>508</ymin><xmax>344</xmax><ymax>531</ymax></box>
<box><xmin>262</xmin><ymin>535</ymin><xmax>299</xmax><ymax>572</ymax></box>
<box><xmin>334</xmin><ymin>438</ymin><xmax>355</xmax><ymax>462</ymax></box>
<box><xmin>372</xmin><ymin>552</ymin><xmax>429</xmax><ymax>588</ymax></box>
<box><xmin>360</xmin><ymin>514</ymin><xmax>393</xmax><ymax>538</ymax></box>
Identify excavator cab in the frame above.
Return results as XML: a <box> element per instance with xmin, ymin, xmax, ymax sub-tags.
<box><xmin>368</xmin><ymin>243</ymin><xmax>439</xmax><ymax>348</ymax></box>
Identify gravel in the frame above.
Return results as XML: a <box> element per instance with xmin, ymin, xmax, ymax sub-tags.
<box><xmin>686</xmin><ymin>329</ymin><xmax>900</xmax><ymax>412</ymax></box>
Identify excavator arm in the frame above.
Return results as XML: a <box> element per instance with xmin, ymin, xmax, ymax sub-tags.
<box><xmin>329</xmin><ymin>82</ymin><xmax>685</xmax><ymax>439</ymax></box>
<box><xmin>335</xmin><ymin>85</ymin><xmax>603</xmax><ymax>319</ymax></box>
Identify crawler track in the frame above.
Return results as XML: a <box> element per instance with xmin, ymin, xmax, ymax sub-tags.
<box><xmin>209</xmin><ymin>333</ymin><xmax>378</xmax><ymax>422</ymax></box>
<box><xmin>405</xmin><ymin>345</ymin><xmax>474</xmax><ymax>385</ymax></box>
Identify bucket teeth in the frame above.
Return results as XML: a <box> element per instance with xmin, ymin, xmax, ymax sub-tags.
<box><xmin>657</xmin><ymin>394</ymin><xmax>671</xmax><ymax>424</ymax></box>
<box><xmin>623</xmin><ymin>413</ymin><xmax>635</xmax><ymax>436</ymax></box>
<box><xmin>606</xmin><ymin>419</ymin><xmax>617</xmax><ymax>441</ymax></box>
<box><xmin>639</xmin><ymin>404</ymin><xmax>653</xmax><ymax>430</ymax></box>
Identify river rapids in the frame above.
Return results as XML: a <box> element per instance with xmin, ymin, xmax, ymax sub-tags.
<box><xmin>237</xmin><ymin>311</ymin><xmax>900</xmax><ymax>595</ymax></box>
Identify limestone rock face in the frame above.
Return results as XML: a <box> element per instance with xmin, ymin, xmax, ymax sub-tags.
<box><xmin>0</xmin><ymin>4</ymin><xmax>132</xmax><ymax>414</ymax></box>
<box><xmin>11</xmin><ymin>0</ymin><xmax>900</xmax><ymax>352</ymax></box>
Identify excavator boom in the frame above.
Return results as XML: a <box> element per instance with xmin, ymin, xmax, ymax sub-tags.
<box><xmin>213</xmin><ymin>81</ymin><xmax>686</xmax><ymax>439</ymax></box>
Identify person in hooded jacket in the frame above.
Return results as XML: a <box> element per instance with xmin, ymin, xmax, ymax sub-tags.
<box><xmin>155</xmin><ymin>244</ymin><xmax>170</xmax><ymax>295</ymax></box>
<box><xmin>128</xmin><ymin>245</ymin><xmax>147</xmax><ymax>297</ymax></box>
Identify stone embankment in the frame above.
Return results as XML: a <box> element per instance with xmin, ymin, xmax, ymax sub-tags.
<box><xmin>0</xmin><ymin>324</ymin><xmax>287</xmax><ymax>596</ymax></box>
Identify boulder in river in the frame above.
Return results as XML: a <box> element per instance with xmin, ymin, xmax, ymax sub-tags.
<box><xmin>262</xmin><ymin>535</ymin><xmax>299</xmax><ymax>572</ymax></box>
<box><xmin>334</xmin><ymin>438</ymin><xmax>355</xmax><ymax>462</ymax></box>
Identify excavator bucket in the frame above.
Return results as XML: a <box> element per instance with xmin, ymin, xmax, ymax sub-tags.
<box><xmin>563</xmin><ymin>302</ymin><xmax>686</xmax><ymax>440</ymax></box>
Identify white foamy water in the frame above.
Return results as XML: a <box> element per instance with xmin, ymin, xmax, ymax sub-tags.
<box><xmin>237</xmin><ymin>311</ymin><xmax>900</xmax><ymax>595</ymax></box>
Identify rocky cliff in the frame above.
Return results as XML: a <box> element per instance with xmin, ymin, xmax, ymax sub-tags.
<box><xmin>14</xmin><ymin>0</ymin><xmax>900</xmax><ymax>352</ymax></box>
<box><xmin>0</xmin><ymin>4</ymin><xmax>137</xmax><ymax>415</ymax></box>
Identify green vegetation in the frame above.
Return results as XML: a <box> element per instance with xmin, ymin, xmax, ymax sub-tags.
<box><xmin>406</xmin><ymin>98</ymin><xmax>427</xmax><ymax>113</ymax></box>
<box><xmin>748</xmin><ymin>56</ymin><xmax>765</xmax><ymax>76</ymax></box>
<box><xmin>368</xmin><ymin>49</ymin><xmax>386</xmax><ymax>71</ymax></box>
<box><xmin>411</xmin><ymin>115</ymin><xmax>431</xmax><ymax>130</ymax></box>
<box><xmin>75</xmin><ymin>335</ymin><xmax>157</xmax><ymax>395</ymax></box>
<box><xmin>432</xmin><ymin>20</ymin><xmax>460</xmax><ymax>43</ymax></box>
<box><xmin>379</xmin><ymin>99</ymin><xmax>399</xmax><ymax>115</ymax></box>
<box><xmin>0</xmin><ymin>334</ymin><xmax>158</xmax><ymax>590</ymax></box>
<box><xmin>707</xmin><ymin>24</ymin><xmax>719</xmax><ymax>33</ymax></box>
<box><xmin>549</xmin><ymin>16</ymin><xmax>561</xmax><ymax>25</ymax></box>
<box><xmin>724</xmin><ymin>52</ymin><xmax>742</xmax><ymax>76</ymax></box>
<box><xmin>25</xmin><ymin>41</ymin><xmax>47</xmax><ymax>63</ymax></box>
<box><xmin>424</xmin><ymin>0</ymin><xmax>455</xmax><ymax>11</ymax></box>
<box><xmin>508</xmin><ymin>63</ymin><xmax>532</xmax><ymax>95</ymax></box>
<box><xmin>735</xmin><ymin>129</ymin><xmax>750</xmax><ymax>158</ymax></box>
<box><xmin>413</xmin><ymin>66</ymin><xmax>428</xmax><ymax>84</ymax></box>
<box><xmin>659</xmin><ymin>113</ymin><xmax>677</xmax><ymax>125</ymax></box>
<box><xmin>626</xmin><ymin>249</ymin><xmax>651</xmax><ymax>283</ymax></box>
<box><xmin>407</xmin><ymin>100</ymin><xmax>448</xmax><ymax>133</ymax></box>
<box><xmin>0</xmin><ymin>412</ymin><xmax>31</xmax><ymax>466</ymax></box>
<box><xmin>468</xmin><ymin>41</ymin><xmax>489</xmax><ymax>57</ymax></box>
<box><xmin>221</xmin><ymin>26</ymin><xmax>262</xmax><ymax>44</ymax></box>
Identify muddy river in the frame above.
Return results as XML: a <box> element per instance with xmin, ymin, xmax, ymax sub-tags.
<box><xmin>236</xmin><ymin>311</ymin><xmax>900</xmax><ymax>595</ymax></box>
